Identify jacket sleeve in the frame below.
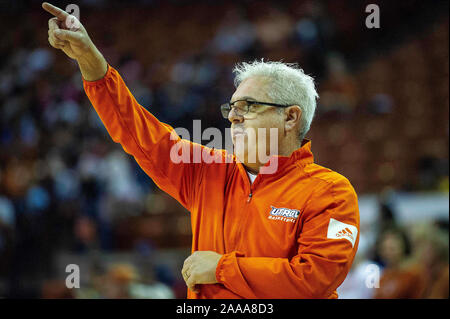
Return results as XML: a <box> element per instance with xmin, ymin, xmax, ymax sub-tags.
<box><xmin>83</xmin><ymin>64</ymin><xmax>211</xmax><ymax>211</ymax></box>
<box><xmin>215</xmin><ymin>177</ymin><xmax>360</xmax><ymax>299</ymax></box>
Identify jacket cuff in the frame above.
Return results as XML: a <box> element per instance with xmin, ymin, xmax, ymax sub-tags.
<box><xmin>215</xmin><ymin>251</ymin><xmax>244</xmax><ymax>284</ymax></box>
<box><xmin>82</xmin><ymin>64</ymin><xmax>111</xmax><ymax>86</ymax></box>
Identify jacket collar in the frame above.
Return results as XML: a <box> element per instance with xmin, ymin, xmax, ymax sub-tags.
<box><xmin>259</xmin><ymin>139</ymin><xmax>314</xmax><ymax>175</ymax></box>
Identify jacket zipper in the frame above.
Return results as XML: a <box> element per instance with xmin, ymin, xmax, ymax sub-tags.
<box><xmin>233</xmin><ymin>164</ymin><xmax>256</xmax><ymax>249</ymax></box>
<box><xmin>233</xmin><ymin>185</ymin><xmax>253</xmax><ymax>249</ymax></box>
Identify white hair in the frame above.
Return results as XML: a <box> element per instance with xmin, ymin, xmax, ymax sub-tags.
<box><xmin>233</xmin><ymin>60</ymin><xmax>319</xmax><ymax>141</ymax></box>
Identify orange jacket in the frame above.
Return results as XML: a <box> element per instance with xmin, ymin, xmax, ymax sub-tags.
<box><xmin>83</xmin><ymin>65</ymin><xmax>360</xmax><ymax>299</ymax></box>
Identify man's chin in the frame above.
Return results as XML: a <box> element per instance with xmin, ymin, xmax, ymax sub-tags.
<box><xmin>234</xmin><ymin>147</ymin><xmax>257</xmax><ymax>165</ymax></box>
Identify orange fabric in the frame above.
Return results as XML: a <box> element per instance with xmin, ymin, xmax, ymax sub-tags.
<box><xmin>374</xmin><ymin>263</ymin><xmax>450</xmax><ymax>299</ymax></box>
<box><xmin>373</xmin><ymin>267</ymin><xmax>426</xmax><ymax>299</ymax></box>
<box><xmin>83</xmin><ymin>65</ymin><xmax>360</xmax><ymax>299</ymax></box>
<box><xmin>426</xmin><ymin>265</ymin><xmax>449</xmax><ymax>299</ymax></box>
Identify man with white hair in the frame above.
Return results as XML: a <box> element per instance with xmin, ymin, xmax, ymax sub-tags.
<box><xmin>44</xmin><ymin>2</ymin><xmax>360</xmax><ymax>299</ymax></box>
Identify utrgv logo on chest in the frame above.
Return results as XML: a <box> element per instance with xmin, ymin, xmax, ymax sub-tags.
<box><xmin>268</xmin><ymin>206</ymin><xmax>301</xmax><ymax>223</ymax></box>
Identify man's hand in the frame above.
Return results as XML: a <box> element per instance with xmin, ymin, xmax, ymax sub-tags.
<box><xmin>43</xmin><ymin>2</ymin><xmax>90</xmax><ymax>60</ymax></box>
<box><xmin>42</xmin><ymin>2</ymin><xmax>107</xmax><ymax>81</ymax></box>
<box><xmin>182</xmin><ymin>251</ymin><xmax>222</xmax><ymax>294</ymax></box>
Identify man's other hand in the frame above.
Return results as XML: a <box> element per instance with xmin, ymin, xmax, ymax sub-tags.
<box><xmin>182</xmin><ymin>251</ymin><xmax>222</xmax><ymax>294</ymax></box>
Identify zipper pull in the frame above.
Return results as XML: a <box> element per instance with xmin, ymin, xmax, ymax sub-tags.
<box><xmin>247</xmin><ymin>193</ymin><xmax>252</xmax><ymax>203</ymax></box>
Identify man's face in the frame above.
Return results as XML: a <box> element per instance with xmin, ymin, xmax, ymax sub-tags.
<box><xmin>229</xmin><ymin>76</ymin><xmax>284</xmax><ymax>170</ymax></box>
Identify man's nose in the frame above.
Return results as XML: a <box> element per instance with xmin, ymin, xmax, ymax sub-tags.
<box><xmin>228</xmin><ymin>107</ymin><xmax>244</xmax><ymax>123</ymax></box>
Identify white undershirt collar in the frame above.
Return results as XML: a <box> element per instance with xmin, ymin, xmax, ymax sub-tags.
<box><xmin>246</xmin><ymin>170</ymin><xmax>257</xmax><ymax>184</ymax></box>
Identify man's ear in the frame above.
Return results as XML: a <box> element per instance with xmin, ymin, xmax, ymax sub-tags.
<box><xmin>284</xmin><ymin>105</ymin><xmax>302</xmax><ymax>132</ymax></box>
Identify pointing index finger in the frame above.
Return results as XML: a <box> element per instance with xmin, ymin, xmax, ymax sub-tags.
<box><xmin>42</xmin><ymin>2</ymin><xmax>69</xmax><ymax>21</ymax></box>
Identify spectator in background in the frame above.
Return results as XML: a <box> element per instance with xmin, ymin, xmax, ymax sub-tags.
<box><xmin>318</xmin><ymin>53</ymin><xmax>358</xmax><ymax>116</ymax></box>
<box><xmin>405</xmin><ymin>223</ymin><xmax>449</xmax><ymax>298</ymax></box>
<box><xmin>99</xmin><ymin>263</ymin><xmax>137</xmax><ymax>299</ymax></box>
<box><xmin>78</xmin><ymin>263</ymin><xmax>174</xmax><ymax>299</ymax></box>
<box><xmin>373</xmin><ymin>227</ymin><xmax>420</xmax><ymax>298</ymax></box>
<box><xmin>374</xmin><ymin>223</ymin><xmax>449</xmax><ymax>299</ymax></box>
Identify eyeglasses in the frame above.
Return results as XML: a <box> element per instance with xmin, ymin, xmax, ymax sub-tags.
<box><xmin>220</xmin><ymin>99</ymin><xmax>292</xmax><ymax>119</ymax></box>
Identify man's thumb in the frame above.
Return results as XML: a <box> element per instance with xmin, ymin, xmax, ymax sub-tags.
<box><xmin>54</xmin><ymin>29</ymin><xmax>81</xmax><ymax>42</ymax></box>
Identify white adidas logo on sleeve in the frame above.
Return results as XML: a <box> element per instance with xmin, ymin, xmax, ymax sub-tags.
<box><xmin>327</xmin><ymin>218</ymin><xmax>358</xmax><ymax>248</ymax></box>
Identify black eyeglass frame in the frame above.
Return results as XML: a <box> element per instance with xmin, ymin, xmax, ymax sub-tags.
<box><xmin>220</xmin><ymin>99</ymin><xmax>292</xmax><ymax>119</ymax></box>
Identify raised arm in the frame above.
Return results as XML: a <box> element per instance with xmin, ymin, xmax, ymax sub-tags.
<box><xmin>43</xmin><ymin>2</ymin><xmax>220</xmax><ymax>210</ymax></box>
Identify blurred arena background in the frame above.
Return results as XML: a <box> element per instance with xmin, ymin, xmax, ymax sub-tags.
<box><xmin>0</xmin><ymin>0</ymin><xmax>448</xmax><ymax>299</ymax></box>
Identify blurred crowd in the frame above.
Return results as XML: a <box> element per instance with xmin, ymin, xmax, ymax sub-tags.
<box><xmin>0</xmin><ymin>0</ymin><xmax>448</xmax><ymax>298</ymax></box>
<box><xmin>338</xmin><ymin>200</ymin><xmax>448</xmax><ymax>299</ymax></box>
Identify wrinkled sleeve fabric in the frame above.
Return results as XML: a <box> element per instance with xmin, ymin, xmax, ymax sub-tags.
<box><xmin>215</xmin><ymin>177</ymin><xmax>360</xmax><ymax>299</ymax></box>
<box><xmin>83</xmin><ymin>64</ymin><xmax>205</xmax><ymax>211</ymax></box>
